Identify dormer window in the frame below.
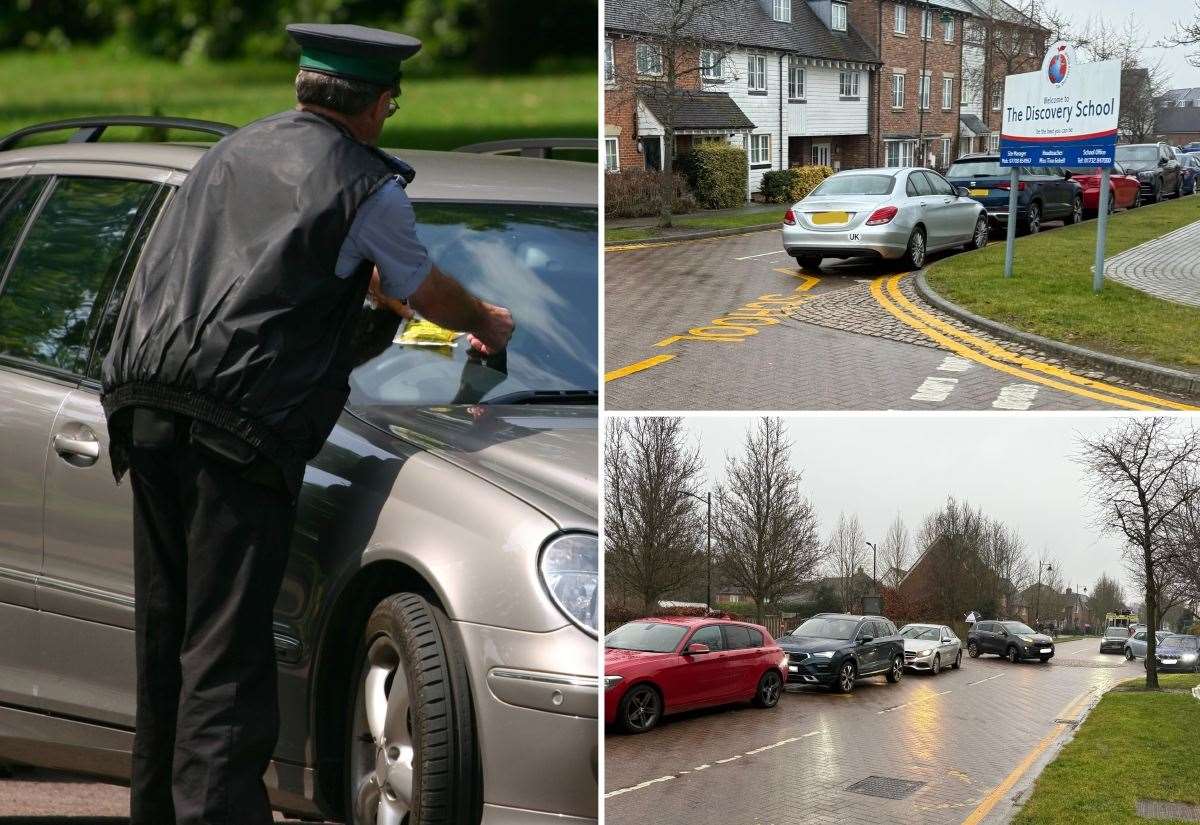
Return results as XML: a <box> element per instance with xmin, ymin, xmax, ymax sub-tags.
<box><xmin>832</xmin><ymin>2</ymin><xmax>847</xmax><ymax>31</ymax></box>
<box><xmin>773</xmin><ymin>0</ymin><xmax>791</xmax><ymax>22</ymax></box>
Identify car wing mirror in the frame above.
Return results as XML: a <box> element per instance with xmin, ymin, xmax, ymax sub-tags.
<box><xmin>1062</xmin><ymin>169</ymin><xmax>1072</xmax><ymax>179</ymax></box>
<box><xmin>857</xmin><ymin>636</ymin><xmax>873</xmax><ymax>645</ymax></box>
<box><xmin>955</xmin><ymin>186</ymin><xmax>970</xmax><ymax>197</ymax></box>
<box><xmin>685</xmin><ymin>643</ymin><xmax>711</xmax><ymax>655</ymax></box>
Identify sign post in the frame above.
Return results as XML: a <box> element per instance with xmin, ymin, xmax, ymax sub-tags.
<box><xmin>998</xmin><ymin>43</ymin><xmax>1121</xmax><ymax>286</ymax></box>
<box><xmin>1093</xmin><ymin>166</ymin><xmax>1111</xmax><ymax>292</ymax></box>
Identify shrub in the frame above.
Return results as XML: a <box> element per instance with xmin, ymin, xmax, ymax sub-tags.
<box><xmin>788</xmin><ymin>164</ymin><xmax>834</xmax><ymax>202</ymax></box>
<box><xmin>759</xmin><ymin>170</ymin><xmax>793</xmax><ymax>204</ymax></box>
<box><xmin>604</xmin><ymin>169</ymin><xmax>697</xmax><ymax>219</ymax></box>
<box><xmin>1188</xmin><ymin>623</ymin><xmax>1200</xmax><ymax>636</ymax></box>
<box><xmin>679</xmin><ymin>142</ymin><xmax>747</xmax><ymax>209</ymax></box>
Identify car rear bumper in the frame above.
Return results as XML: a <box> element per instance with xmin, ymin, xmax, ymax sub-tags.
<box><xmin>782</xmin><ymin>224</ymin><xmax>908</xmax><ymax>260</ymax></box>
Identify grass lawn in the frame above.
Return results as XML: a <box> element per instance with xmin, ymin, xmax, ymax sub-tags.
<box><xmin>0</xmin><ymin>47</ymin><xmax>596</xmax><ymax>153</ymax></box>
<box><xmin>924</xmin><ymin>195</ymin><xmax>1200</xmax><ymax>372</ymax></box>
<box><xmin>1052</xmin><ymin>635</ymin><xmax>1085</xmax><ymax>644</ymax></box>
<box><xmin>606</xmin><ymin>207</ymin><xmax>783</xmax><ymax>244</ymax></box>
<box><xmin>1013</xmin><ymin>674</ymin><xmax>1200</xmax><ymax>825</ymax></box>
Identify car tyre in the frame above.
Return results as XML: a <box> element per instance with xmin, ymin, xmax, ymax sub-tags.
<box><xmin>969</xmin><ymin>215</ymin><xmax>989</xmax><ymax>250</ymax></box>
<box><xmin>1039</xmin><ymin>655</ymin><xmax>1051</xmax><ymax>663</ymax></box>
<box><xmin>886</xmin><ymin>654</ymin><xmax>904</xmax><ymax>684</ymax></box>
<box><xmin>1069</xmin><ymin>196</ymin><xmax>1083</xmax><ymax>225</ymax></box>
<box><xmin>952</xmin><ymin>650</ymin><xmax>962</xmax><ymax>670</ymax></box>
<box><xmin>1022</xmin><ymin>202</ymin><xmax>1041</xmax><ymax>235</ymax></box>
<box><xmin>1125</xmin><ymin>647</ymin><xmax>1135</xmax><ymax>661</ymax></box>
<box><xmin>967</xmin><ymin>640</ymin><xmax>980</xmax><ymax>658</ymax></box>
<box><xmin>1175</xmin><ymin>177</ymin><xmax>1184</xmax><ymax>199</ymax></box>
<box><xmin>931</xmin><ymin>654</ymin><xmax>941</xmax><ymax>676</ymax></box>
<box><xmin>753</xmin><ymin>670</ymin><xmax>783</xmax><ymax>709</ymax></box>
<box><xmin>346</xmin><ymin>593</ymin><xmax>481</xmax><ymax>825</ymax></box>
<box><xmin>834</xmin><ymin>660</ymin><xmax>857</xmax><ymax>693</ymax></box>
<box><xmin>794</xmin><ymin>254</ymin><xmax>822</xmax><ymax>271</ymax></box>
<box><xmin>618</xmin><ymin>684</ymin><xmax>662</xmax><ymax>734</ymax></box>
<box><xmin>1006</xmin><ymin>645</ymin><xmax>1020</xmax><ymax>664</ymax></box>
<box><xmin>903</xmin><ymin>227</ymin><xmax>927</xmax><ymax>269</ymax></box>
<box><xmin>1154</xmin><ymin>181</ymin><xmax>1163</xmax><ymax>203</ymax></box>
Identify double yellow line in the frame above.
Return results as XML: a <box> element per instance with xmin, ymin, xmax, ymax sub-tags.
<box><xmin>871</xmin><ymin>274</ymin><xmax>1198</xmax><ymax>411</ymax></box>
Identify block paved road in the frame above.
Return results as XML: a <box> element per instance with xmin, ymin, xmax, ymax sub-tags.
<box><xmin>604</xmin><ymin>229</ymin><xmax>1199</xmax><ymax>411</ymax></box>
<box><xmin>605</xmin><ymin>638</ymin><xmax>1143</xmax><ymax>825</ymax></box>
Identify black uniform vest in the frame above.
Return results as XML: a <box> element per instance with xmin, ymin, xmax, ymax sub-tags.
<box><xmin>101</xmin><ymin>109</ymin><xmax>411</xmax><ymax>487</ymax></box>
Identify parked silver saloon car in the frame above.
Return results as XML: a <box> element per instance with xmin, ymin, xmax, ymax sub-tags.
<box><xmin>0</xmin><ymin>117</ymin><xmax>598</xmax><ymax>824</ymax></box>
<box><xmin>782</xmin><ymin>167</ymin><xmax>989</xmax><ymax>270</ymax></box>
<box><xmin>1125</xmin><ymin>629</ymin><xmax>1172</xmax><ymax>660</ymax></box>
<box><xmin>898</xmin><ymin>623</ymin><xmax>963</xmax><ymax>674</ymax></box>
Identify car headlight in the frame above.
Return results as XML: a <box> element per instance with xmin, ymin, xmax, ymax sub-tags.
<box><xmin>539</xmin><ymin>532</ymin><xmax>598</xmax><ymax>636</ymax></box>
<box><xmin>1182</xmin><ymin>653</ymin><xmax>1197</xmax><ymax>662</ymax></box>
<box><xmin>604</xmin><ymin>675</ymin><xmax>623</xmax><ymax>690</ymax></box>
<box><xmin>812</xmin><ymin>650</ymin><xmax>835</xmax><ymax>659</ymax></box>
<box><xmin>1019</xmin><ymin>636</ymin><xmax>1034</xmax><ymax>643</ymax></box>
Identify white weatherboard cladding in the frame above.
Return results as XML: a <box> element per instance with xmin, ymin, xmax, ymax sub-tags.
<box><xmin>961</xmin><ymin>44</ymin><xmax>984</xmax><ymax>118</ymax></box>
<box><xmin>793</xmin><ymin>65</ymin><xmax>869</xmax><ymax>137</ymax></box>
<box><xmin>720</xmin><ymin>49</ymin><xmax>784</xmax><ymax>191</ymax></box>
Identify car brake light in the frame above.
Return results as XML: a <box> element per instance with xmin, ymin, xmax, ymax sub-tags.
<box><xmin>994</xmin><ymin>181</ymin><xmax>1026</xmax><ymax>191</ymax></box>
<box><xmin>865</xmin><ymin>206</ymin><xmax>898</xmax><ymax>225</ymax></box>
<box><xmin>783</xmin><ymin>208</ymin><xmax>797</xmax><ymax>226</ymax></box>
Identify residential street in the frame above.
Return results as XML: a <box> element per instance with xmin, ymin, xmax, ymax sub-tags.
<box><xmin>604</xmin><ymin>229</ymin><xmax>1199</xmax><ymax>411</ymax></box>
<box><xmin>605</xmin><ymin>638</ymin><xmax>1140</xmax><ymax>825</ymax></box>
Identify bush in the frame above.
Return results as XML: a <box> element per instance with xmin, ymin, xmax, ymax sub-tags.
<box><xmin>679</xmin><ymin>142</ymin><xmax>747</xmax><ymax>209</ymax></box>
<box><xmin>759</xmin><ymin>170</ymin><xmax>793</xmax><ymax>204</ymax></box>
<box><xmin>788</xmin><ymin>165</ymin><xmax>834</xmax><ymax>202</ymax></box>
<box><xmin>604</xmin><ymin>169</ymin><xmax>697</xmax><ymax>219</ymax></box>
<box><xmin>1188</xmin><ymin>623</ymin><xmax>1200</xmax><ymax>636</ymax></box>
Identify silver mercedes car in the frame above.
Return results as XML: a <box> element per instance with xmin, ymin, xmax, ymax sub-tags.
<box><xmin>899</xmin><ymin>623</ymin><xmax>963</xmax><ymax>674</ymax></box>
<box><xmin>781</xmin><ymin>167</ymin><xmax>989</xmax><ymax>271</ymax></box>
<box><xmin>0</xmin><ymin>116</ymin><xmax>598</xmax><ymax>824</ymax></box>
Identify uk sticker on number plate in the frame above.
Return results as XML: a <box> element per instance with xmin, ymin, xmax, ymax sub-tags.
<box><xmin>848</xmin><ymin>232</ymin><xmax>861</xmax><ymax>241</ymax></box>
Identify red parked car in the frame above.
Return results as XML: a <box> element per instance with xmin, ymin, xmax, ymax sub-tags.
<box><xmin>604</xmin><ymin>617</ymin><xmax>787</xmax><ymax>733</ymax></box>
<box><xmin>1066</xmin><ymin>161</ymin><xmax>1142</xmax><ymax>216</ymax></box>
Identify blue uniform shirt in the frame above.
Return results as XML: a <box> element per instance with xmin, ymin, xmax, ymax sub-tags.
<box><xmin>334</xmin><ymin>177</ymin><xmax>433</xmax><ymax>297</ymax></box>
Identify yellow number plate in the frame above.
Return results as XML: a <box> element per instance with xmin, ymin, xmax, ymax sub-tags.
<box><xmin>969</xmin><ymin>188</ymin><xmax>989</xmax><ymax>197</ymax></box>
<box><xmin>811</xmin><ymin>211</ymin><xmax>850</xmax><ymax>225</ymax></box>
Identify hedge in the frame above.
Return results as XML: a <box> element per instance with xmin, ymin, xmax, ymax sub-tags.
<box><xmin>759</xmin><ymin>164</ymin><xmax>836</xmax><ymax>203</ymax></box>
<box><xmin>604</xmin><ymin>169</ymin><xmax>698</xmax><ymax>219</ymax></box>
<box><xmin>678</xmin><ymin>142</ymin><xmax>748</xmax><ymax>209</ymax></box>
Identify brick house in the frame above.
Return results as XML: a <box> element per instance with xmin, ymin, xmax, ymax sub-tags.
<box><xmin>604</xmin><ymin>0</ymin><xmax>881</xmax><ymax>194</ymax></box>
<box><xmin>1157</xmin><ymin>88</ymin><xmax>1200</xmax><ymax>145</ymax></box>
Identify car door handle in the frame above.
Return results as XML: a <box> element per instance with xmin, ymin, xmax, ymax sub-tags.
<box><xmin>53</xmin><ymin>431</ymin><xmax>100</xmax><ymax>466</ymax></box>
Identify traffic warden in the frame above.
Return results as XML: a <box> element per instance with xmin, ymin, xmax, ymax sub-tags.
<box><xmin>100</xmin><ymin>23</ymin><xmax>514</xmax><ymax>825</ymax></box>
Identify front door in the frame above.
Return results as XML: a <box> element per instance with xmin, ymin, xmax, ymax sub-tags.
<box><xmin>674</xmin><ymin>624</ymin><xmax>729</xmax><ymax>709</ymax></box>
<box><xmin>641</xmin><ymin>137</ymin><xmax>662</xmax><ymax>171</ymax></box>
<box><xmin>811</xmin><ymin>142</ymin><xmax>831</xmax><ymax>167</ymax></box>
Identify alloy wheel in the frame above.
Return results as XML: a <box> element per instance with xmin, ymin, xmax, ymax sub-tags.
<box><xmin>1007</xmin><ymin>646</ymin><xmax>1019</xmax><ymax>663</ymax></box>
<box><xmin>931</xmin><ymin>655</ymin><xmax>941</xmax><ymax>675</ymax></box>
<box><xmin>624</xmin><ymin>686</ymin><xmax>660</xmax><ymax>732</ymax></box>
<box><xmin>1071</xmin><ymin>197</ymin><xmax>1083</xmax><ymax>224</ymax></box>
<box><xmin>351</xmin><ymin>636</ymin><xmax>415</xmax><ymax>825</ymax></box>
<box><xmin>1125</xmin><ymin>648</ymin><xmax>1134</xmax><ymax>661</ymax></box>
<box><xmin>907</xmin><ymin>229</ymin><xmax>926</xmax><ymax>268</ymax></box>
<box><xmin>968</xmin><ymin>641</ymin><xmax>979</xmax><ymax>658</ymax></box>
<box><xmin>758</xmin><ymin>672</ymin><xmax>782</xmax><ymax>707</ymax></box>
<box><xmin>953</xmin><ymin>650</ymin><xmax>962</xmax><ymax>669</ymax></box>
<box><xmin>1026</xmin><ymin>204</ymin><xmax>1041</xmax><ymax>234</ymax></box>
<box><xmin>890</xmin><ymin>656</ymin><xmax>904</xmax><ymax>683</ymax></box>
<box><xmin>973</xmin><ymin>217</ymin><xmax>989</xmax><ymax>249</ymax></box>
<box><xmin>838</xmin><ymin>662</ymin><xmax>856</xmax><ymax>692</ymax></box>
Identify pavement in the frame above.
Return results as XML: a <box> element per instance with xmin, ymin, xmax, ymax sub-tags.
<box><xmin>608</xmin><ymin>202</ymin><xmax>782</xmax><ymax>230</ymax></box>
<box><xmin>1106</xmin><ymin>218</ymin><xmax>1200</xmax><ymax>307</ymax></box>
<box><xmin>603</xmin><ymin>228</ymin><xmax>1200</xmax><ymax>411</ymax></box>
<box><xmin>604</xmin><ymin>637</ymin><xmax>1143</xmax><ymax>825</ymax></box>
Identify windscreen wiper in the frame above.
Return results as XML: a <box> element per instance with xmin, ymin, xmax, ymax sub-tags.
<box><xmin>483</xmin><ymin>389</ymin><xmax>598</xmax><ymax>405</ymax></box>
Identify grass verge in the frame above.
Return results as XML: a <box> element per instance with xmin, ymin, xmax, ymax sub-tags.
<box><xmin>924</xmin><ymin>195</ymin><xmax>1200</xmax><ymax>372</ymax></box>
<box><xmin>1013</xmin><ymin>673</ymin><xmax>1200</xmax><ymax>825</ymax></box>
<box><xmin>606</xmin><ymin>207</ymin><xmax>783</xmax><ymax>244</ymax></box>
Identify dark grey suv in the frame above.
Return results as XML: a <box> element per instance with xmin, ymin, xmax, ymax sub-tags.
<box><xmin>0</xmin><ymin>117</ymin><xmax>599</xmax><ymax>825</ymax></box>
<box><xmin>967</xmin><ymin>620</ymin><xmax>1055</xmax><ymax>663</ymax></box>
<box><xmin>1116</xmin><ymin>142</ymin><xmax>1183</xmax><ymax>203</ymax></box>
<box><xmin>777</xmin><ymin>613</ymin><xmax>905</xmax><ymax>693</ymax></box>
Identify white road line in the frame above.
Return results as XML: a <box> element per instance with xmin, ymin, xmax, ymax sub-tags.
<box><xmin>877</xmin><ymin>689</ymin><xmax>953</xmax><ymax>714</ymax></box>
<box><xmin>993</xmin><ymin>383</ymin><xmax>1040</xmax><ymax>410</ymax></box>
<box><xmin>734</xmin><ymin>250</ymin><xmax>784</xmax><ymax>260</ymax></box>
<box><xmin>604</xmin><ymin>774</ymin><xmax>676</xmax><ymax>798</ymax></box>
<box><xmin>937</xmin><ymin>355</ymin><xmax>974</xmax><ymax>373</ymax></box>
<box><xmin>911</xmin><ymin>375</ymin><xmax>959</xmax><ymax>402</ymax></box>
<box><xmin>967</xmin><ymin>673</ymin><xmax>1004</xmax><ymax>686</ymax></box>
<box><xmin>715</xmin><ymin>755</ymin><xmax>742</xmax><ymax>764</ymax></box>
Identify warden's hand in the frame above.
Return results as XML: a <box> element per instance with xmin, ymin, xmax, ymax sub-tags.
<box><xmin>468</xmin><ymin>304</ymin><xmax>515</xmax><ymax>355</ymax></box>
<box><xmin>369</xmin><ymin>267</ymin><xmax>414</xmax><ymax>320</ymax></box>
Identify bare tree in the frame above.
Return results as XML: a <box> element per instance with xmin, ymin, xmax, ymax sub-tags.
<box><xmin>1072</xmin><ymin>16</ymin><xmax>1169</xmax><ymax>142</ymax></box>
<box><xmin>880</xmin><ymin>513</ymin><xmax>911</xmax><ymax>590</ymax></box>
<box><xmin>605</xmin><ymin>417</ymin><xmax>707</xmax><ymax>615</ymax></box>
<box><xmin>981</xmin><ymin>519</ymin><xmax>1031</xmax><ymax>617</ymax></box>
<box><xmin>1077</xmin><ymin>417</ymin><xmax>1200</xmax><ymax>688</ymax></box>
<box><xmin>826</xmin><ymin>512</ymin><xmax>867</xmax><ymax>613</ymax></box>
<box><xmin>1087</xmin><ymin>573</ymin><xmax>1127</xmax><ymax>624</ymax></box>
<box><xmin>1159</xmin><ymin>1</ymin><xmax>1200</xmax><ymax>68</ymax></box>
<box><xmin>712</xmin><ymin>418</ymin><xmax>821</xmax><ymax>624</ymax></box>
<box><xmin>1165</xmin><ymin>498</ymin><xmax>1200</xmax><ymax>606</ymax></box>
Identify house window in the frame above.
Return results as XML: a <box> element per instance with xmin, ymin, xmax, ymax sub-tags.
<box><xmin>960</xmin><ymin>135</ymin><xmax>972</xmax><ymax>156</ymax></box>
<box><xmin>750</xmin><ymin>133</ymin><xmax>772</xmax><ymax>167</ymax></box>
<box><xmin>788</xmin><ymin>57</ymin><xmax>806</xmax><ymax>100</ymax></box>
<box><xmin>636</xmin><ymin>43</ymin><xmax>663</xmax><ymax>77</ymax></box>
<box><xmin>892</xmin><ymin>72</ymin><xmax>905</xmax><ymax>108</ymax></box>
<box><xmin>700</xmin><ymin>49</ymin><xmax>722</xmax><ymax>81</ymax></box>
<box><xmin>839</xmin><ymin>71</ymin><xmax>860</xmax><ymax>98</ymax></box>
<box><xmin>773</xmin><ymin>0</ymin><xmax>791</xmax><ymax>22</ymax></box>
<box><xmin>604</xmin><ymin>40</ymin><xmax>615</xmax><ymax>85</ymax></box>
<box><xmin>942</xmin><ymin>76</ymin><xmax>954</xmax><ymax>110</ymax></box>
<box><xmin>921</xmin><ymin>9</ymin><xmax>932</xmax><ymax>39</ymax></box>
<box><xmin>605</xmin><ymin>137</ymin><xmax>619</xmax><ymax>172</ymax></box>
<box><xmin>885</xmin><ymin>139</ymin><xmax>914</xmax><ymax>167</ymax></box>
<box><xmin>988</xmin><ymin>133</ymin><xmax>1000</xmax><ymax>153</ymax></box>
<box><xmin>919</xmin><ymin>73</ymin><xmax>931</xmax><ymax>110</ymax></box>
<box><xmin>944</xmin><ymin>17</ymin><xmax>955</xmax><ymax>42</ymax></box>
<box><xmin>748</xmin><ymin>54</ymin><xmax>767</xmax><ymax>92</ymax></box>
<box><xmin>895</xmin><ymin>4</ymin><xmax>907</xmax><ymax>34</ymax></box>
<box><xmin>832</xmin><ymin>2</ymin><xmax>847</xmax><ymax>31</ymax></box>
<box><xmin>991</xmin><ymin>82</ymin><xmax>1003</xmax><ymax>111</ymax></box>
<box><xmin>960</xmin><ymin>78</ymin><xmax>970</xmax><ymax>106</ymax></box>
<box><xmin>941</xmin><ymin>137</ymin><xmax>951</xmax><ymax>166</ymax></box>
<box><xmin>812</xmin><ymin>142</ymin><xmax>831</xmax><ymax>166</ymax></box>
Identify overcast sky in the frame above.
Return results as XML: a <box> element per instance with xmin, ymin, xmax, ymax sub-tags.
<box><xmin>1054</xmin><ymin>0</ymin><xmax>1200</xmax><ymax>88</ymax></box>
<box><xmin>659</xmin><ymin>414</ymin><xmax>1168</xmax><ymax>599</ymax></box>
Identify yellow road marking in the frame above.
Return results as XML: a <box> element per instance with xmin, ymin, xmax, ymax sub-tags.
<box><xmin>882</xmin><ymin>275</ymin><xmax>1198</xmax><ymax>411</ymax></box>
<box><xmin>870</xmin><ymin>276</ymin><xmax>1190</xmax><ymax>411</ymax></box>
<box><xmin>959</xmin><ymin>688</ymin><xmax>1094</xmax><ymax>825</ymax></box>
<box><xmin>604</xmin><ymin>354</ymin><xmax>676</xmax><ymax>382</ymax></box>
<box><xmin>774</xmin><ymin>268</ymin><xmax>821</xmax><ymax>290</ymax></box>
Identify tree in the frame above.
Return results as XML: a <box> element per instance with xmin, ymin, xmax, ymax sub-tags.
<box><xmin>604</xmin><ymin>417</ymin><xmax>707</xmax><ymax>615</ymax></box>
<box><xmin>712</xmin><ymin>418</ymin><xmax>821</xmax><ymax>624</ymax></box>
<box><xmin>1071</xmin><ymin>16</ymin><xmax>1168</xmax><ymax>143</ymax></box>
<box><xmin>1165</xmin><ymin>498</ymin><xmax>1200</xmax><ymax>606</ymax></box>
<box><xmin>1087</xmin><ymin>574</ymin><xmax>1127</xmax><ymax>624</ymax></box>
<box><xmin>826</xmin><ymin>512</ymin><xmax>867</xmax><ymax>613</ymax></box>
<box><xmin>980</xmin><ymin>518</ymin><xmax>1030</xmax><ymax>617</ymax></box>
<box><xmin>1160</xmin><ymin>2</ymin><xmax>1200</xmax><ymax>68</ymax></box>
<box><xmin>880</xmin><ymin>513</ymin><xmax>911</xmax><ymax>590</ymax></box>
<box><xmin>1077</xmin><ymin>417</ymin><xmax>1200</xmax><ymax>688</ymax></box>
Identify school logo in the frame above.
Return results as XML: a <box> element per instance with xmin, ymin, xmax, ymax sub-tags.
<box><xmin>1043</xmin><ymin>42</ymin><xmax>1074</xmax><ymax>88</ymax></box>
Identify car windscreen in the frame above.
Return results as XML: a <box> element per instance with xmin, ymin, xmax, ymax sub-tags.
<box><xmin>947</xmin><ymin>160</ymin><xmax>1004</xmax><ymax>178</ymax></box>
<box><xmin>809</xmin><ymin>175</ymin><xmax>896</xmax><ymax>196</ymax></box>
<box><xmin>1003</xmin><ymin>622</ymin><xmax>1036</xmax><ymax>635</ymax></box>
<box><xmin>901</xmin><ymin>626</ymin><xmax>941</xmax><ymax>641</ymax></box>
<box><xmin>1162</xmin><ymin>636</ymin><xmax>1199</xmax><ymax>650</ymax></box>
<box><xmin>1116</xmin><ymin>145</ymin><xmax>1158</xmax><ymax>168</ymax></box>
<box><xmin>347</xmin><ymin>203</ymin><xmax>597</xmax><ymax>407</ymax></box>
<box><xmin>790</xmin><ymin>617</ymin><xmax>858</xmax><ymax>639</ymax></box>
<box><xmin>605</xmin><ymin>622</ymin><xmax>688</xmax><ymax>653</ymax></box>
<box><xmin>1105</xmin><ymin>627</ymin><xmax>1127</xmax><ymax>638</ymax></box>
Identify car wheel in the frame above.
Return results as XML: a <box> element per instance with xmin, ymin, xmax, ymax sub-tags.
<box><xmin>346</xmin><ymin>593</ymin><xmax>481</xmax><ymax>825</ymax></box>
<box><xmin>967</xmin><ymin>640</ymin><xmax>980</xmax><ymax>658</ymax></box>
<box><xmin>1154</xmin><ymin>181</ymin><xmax>1163</xmax><ymax>203</ymax></box>
<box><xmin>1175</xmin><ymin>178</ymin><xmax>1184</xmax><ymax>199</ymax></box>
<box><xmin>753</xmin><ymin>670</ymin><xmax>783</xmax><ymax>709</ymax></box>
<box><xmin>834</xmin><ymin>660</ymin><xmax>857</xmax><ymax>693</ymax></box>
<box><xmin>931</xmin><ymin>654</ymin><xmax>941</xmax><ymax>676</ymax></box>
<box><xmin>903</xmin><ymin>227</ymin><xmax>927</xmax><ymax>269</ymax></box>
<box><xmin>1069</xmin><ymin>196</ymin><xmax>1083</xmax><ymax>225</ymax></box>
<box><xmin>794</xmin><ymin>254</ymin><xmax>822</xmax><ymax>271</ymax></box>
<box><xmin>952</xmin><ymin>650</ymin><xmax>962</xmax><ymax>670</ymax></box>
<box><xmin>1022</xmin><ymin>202</ymin><xmax>1041</xmax><ymax>235</ymax></box>
<box><xmin>1039</xmin><ymin>655</ymin><xmax>1051</xmax><ymax>663</ymax></box>
<box><xmin>1125</xmin><ymin>647</ymin><xmax>1135</xmax><ymax>661</ymax></box>
<box><xmin>1105</xmin><ymin>192</ymin><xmax>1116</xmax><ymax>216</ymax></box>
<box><xmin>970</xmin><ymin>215</ymin><xmax>989</xmax><ymax>250</ymax></box>
<box><xmin>618</xmin><ymin>684</ymin><xmax>662</xmax><ymax>734</ymax></box>
<box><xmin>1006</xmin><ymin>645</ymin><xmax>1020</xmax><ymax>664</ymax></box>
<box><xmin>886</xmin><ymin>654</ymin><xmax>904</xmax><ymax>684</ymax></box>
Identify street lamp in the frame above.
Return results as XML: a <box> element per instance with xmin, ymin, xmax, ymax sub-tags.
<box><xmin>681</xmin><ymin>490</ymin><xmax>712</xmax><ymax>610</ymax></box>
<box><xmin>1034</xmin><ymin>562</ymin><xmax>1052</xmax><ymax>630</ymax></box>
<box><xmin>864</xmin><ymin>540</ymin><xmax>878</xmax><ymax>615</ymax></box>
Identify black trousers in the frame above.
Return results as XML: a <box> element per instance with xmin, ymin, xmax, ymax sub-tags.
<box><xmin>127</xmin><ymin>413</ymin><xmax>295</xmax><ymax>825</ymax></box>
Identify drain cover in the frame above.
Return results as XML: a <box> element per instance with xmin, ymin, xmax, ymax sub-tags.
<box><xmin>1137</xmin><ymin>800</ymin><xmax>1200</xmax><ymax>822</ymax></box>
<box><xmin>847</xmin><ymin>776</ymin><xmax>925</xmax><ymax>800</ymax></box>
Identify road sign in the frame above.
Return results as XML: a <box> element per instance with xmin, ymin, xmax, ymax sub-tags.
<box><xmin>999</xmin><ymin>43</ymin><xmax>1121</xmax><ymax>168</ymax></box>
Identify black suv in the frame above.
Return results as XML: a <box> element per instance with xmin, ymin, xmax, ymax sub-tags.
<box><xmin>1116</xmin><ymin>142</ymin><xmax>1183</xmax><ymax>203</ymax></box>
<box><xmin>777</xmin><ymin>613</ymin><xmax>905</xmax><ymax>693</ymax></box>
<box><xmin>946</xmin><ymin>154</ymin><xmax>1083</xmax><ymax>235</ymax></box>
<box><xmin>967</xmin><ymin>620</ymin><xmax>1055</xmax><ymax>663</ymax></box>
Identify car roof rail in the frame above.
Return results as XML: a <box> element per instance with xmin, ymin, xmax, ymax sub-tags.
<box><xmin>454</xmin><ymin>137</ymin><xmax>597</xmax><ymax>159</ymax></box>
<box><xmin>0</xmin><ymin>116</ymin><xmax>237</xmax><ymax>152</ymax></box>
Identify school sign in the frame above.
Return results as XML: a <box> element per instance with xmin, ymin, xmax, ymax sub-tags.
<box><xmin>999</xmin><ymin>43</ymin><xmax>1121</xmax><ymax>167</ymax></box>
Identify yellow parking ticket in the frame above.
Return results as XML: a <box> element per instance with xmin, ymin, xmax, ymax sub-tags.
<box><xmin>394</xmin><ymin>318</ymin><xmax>464</xmax><ymax>347</ymax></box>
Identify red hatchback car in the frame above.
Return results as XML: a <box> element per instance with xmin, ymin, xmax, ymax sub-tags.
<box><xmin>1066</xmin><ymin>162</ymin><xmax>1142</xmax><ymax>216</ymax></box>
<box><xmin>604</xmin><ymin>617</ymin><xmax>787</xmax><ymax>733</ymax></box>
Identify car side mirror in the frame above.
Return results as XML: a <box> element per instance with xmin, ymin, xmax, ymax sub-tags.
<box><xmin>1160</xmin><ymin>157</ymin><xmax>1168</xmax><ymax>166</ymax></box>
<box><xmin>955</xmin><ymin>186</ymin><xmax>970</xmax><ymax>197</ymax></box>
<box><xmin>857</xmin><ymin>636</ymin><xmax>873</xmax><ymax>645</ymax></box>
<box><xmin>685</xmin><ymin>643</ymin><xmax>711</xmax><ymax>655</ymax></box>
<box><xmin>1062</xmin><ymin>169</ymin><xmax>1072</xmax><ymax>179</ymax></box>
